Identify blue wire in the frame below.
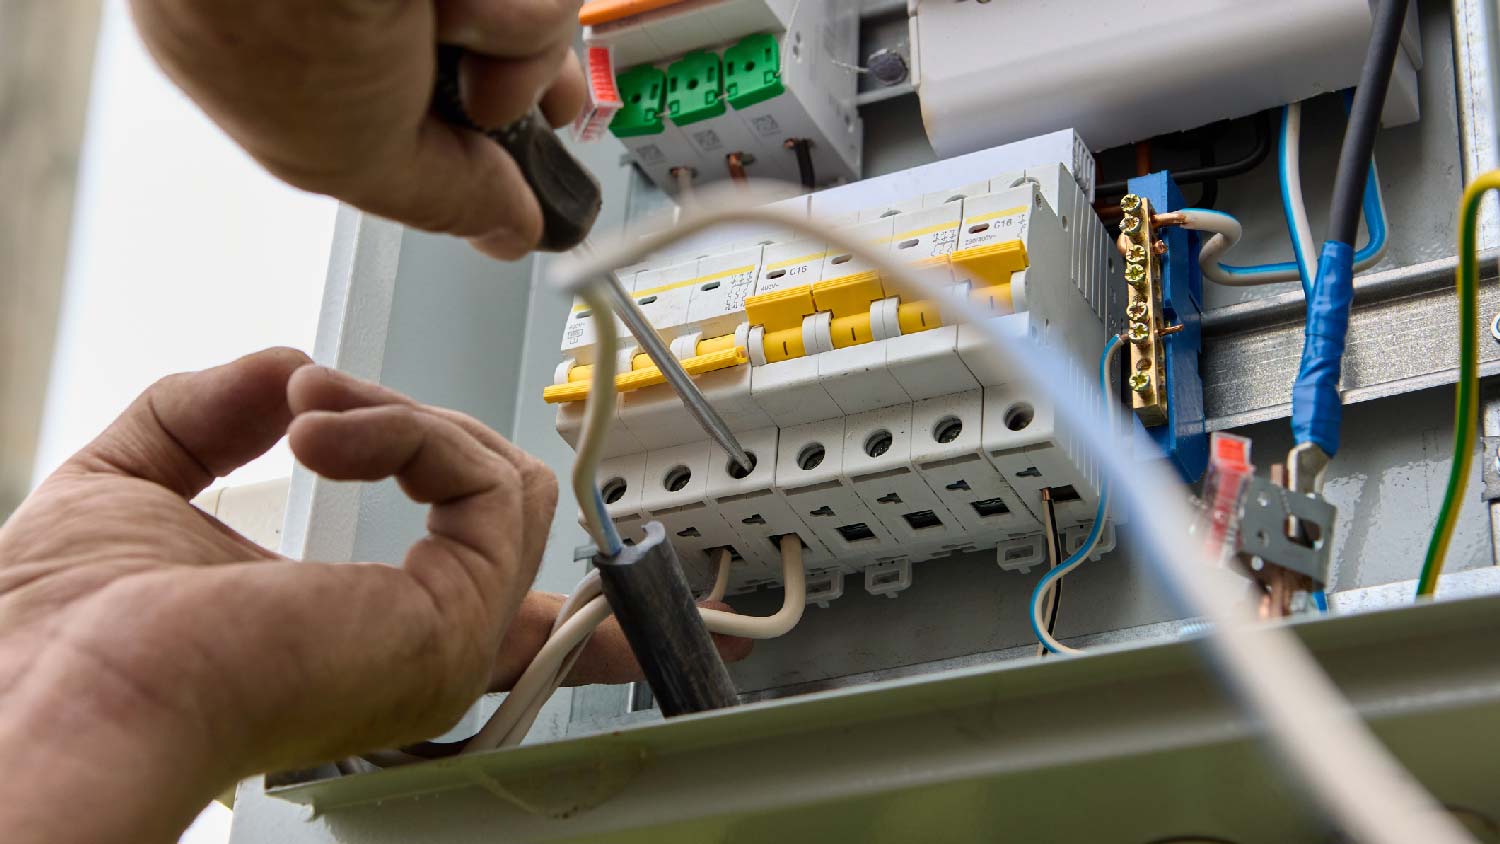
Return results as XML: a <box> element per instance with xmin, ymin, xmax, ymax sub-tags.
<box><xmin>1030</xmin><ymin>335</ymin><xmax>1119</xmax><ymax>654</ymax></box>
<box><xmin>591</xmin><ymin>489</ymin><xmax>624</xmax><ymax>557</ymax></box>
<box><xmin>1214</xmin><ymin>100</ymin><xmax>1387</xmax><ymax>285</ymax></box>
<box><xmin>1312</xmin><ymin>589</ymin><xmax>1329</xmax><ymax>613</ymax></box>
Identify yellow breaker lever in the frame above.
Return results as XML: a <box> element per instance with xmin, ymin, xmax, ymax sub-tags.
<box><xmin>746</xmin><ymin>285</ymin><xmax>818</xmax><ymax>362</ymax></box>
<box><xmin>542</xmin><ymin>336</ymin><xmax>749</xmax><ymax>404</ymax></box>
<box><xmin>950</xmin><ymin>239</ymin><xmax>1028</xmax><ymax>315</ymax></box>
<box><xmin>812</xmin><ymin>270</ymin><xmax>885</xmax><ymax>349</ymax></box>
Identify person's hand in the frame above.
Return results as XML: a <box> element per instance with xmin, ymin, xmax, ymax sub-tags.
<box><xmin>0</xmin><ymin>348</ymin><xmax>748</xmax><ymax>844</ymax></box>
<box><xmin>127</xmin><ymin>0</ymin><xmax>587</xmax><ymax>259</ymax></box>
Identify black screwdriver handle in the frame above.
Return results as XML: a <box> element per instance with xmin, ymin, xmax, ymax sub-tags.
<box><xmin>431</xmin><ymin>44</ymin><xmax>602</xmax><ymax>252</ymax></box>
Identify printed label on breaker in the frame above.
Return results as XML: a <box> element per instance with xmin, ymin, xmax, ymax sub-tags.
<box><xmin>751</xmin><ymin>115</ymin><xmax>781</xmax><ymax>136</ymax></box>
<box><xmin>693</xmin><ymin>129</ymin><xmax>724</xmax><ymax>152</ymax></box>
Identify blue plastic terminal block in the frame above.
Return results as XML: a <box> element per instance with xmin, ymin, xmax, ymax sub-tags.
<box><xmin>1127</xmin><ymin>172</ymin><xmax>1208</xmax><ymax>483</ymax></box>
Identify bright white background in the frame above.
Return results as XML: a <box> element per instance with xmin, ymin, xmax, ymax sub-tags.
<box><xmin>33</xmin><ymin>0</ymin><xmax>337</xmax><ymax>491</ymax></box>
<box><xmin>33</xmin><ymin>3</ymin><xmax>340</xmax><ymax>840</ymax></box>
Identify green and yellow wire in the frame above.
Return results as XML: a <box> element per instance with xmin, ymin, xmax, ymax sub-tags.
<box><xmin>1415</xmin><ymin>171</ymin><xmax>1500</xmax><ymax>597</ymax></box>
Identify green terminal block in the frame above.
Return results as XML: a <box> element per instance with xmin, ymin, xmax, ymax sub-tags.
<box><xmin>724</xmin><ymin>32</ymin><xmax>784</xmax><ymax>110</ymax></box>
<box><xmin>610</xmin><ymin>65</ymin><xmax>666</xmax><ymax>138</ymax></box>
<box><xmin>666</xmin><ymin>51</ymin><xmax>726</xmax><ymax>126</ymax></box>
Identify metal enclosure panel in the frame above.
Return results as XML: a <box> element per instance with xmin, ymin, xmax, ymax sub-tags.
<box><xmin>240</xmin><ymin>585</ymin><xmax>1500</xmax><ymax>844</ymax></box>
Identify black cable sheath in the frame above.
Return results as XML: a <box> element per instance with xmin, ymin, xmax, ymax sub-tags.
<box><xmin>1327</xmin><ymin>0</ymin><xmax>1409</xmax><ymax>246</ymax></box>
<box><xmin>1097</xmin><ymin>112</ymin><xmax>1271</xmax><ymax>197</ymax></box>
<box><xmin>595</xmin><ymin>522</ymin><xmax>738</xmax><ymax>716</ymax></box>
<box><xmin>788</xmin><ymin>138</ymin><xmax>816</xmax><ymax>190</ymax></box>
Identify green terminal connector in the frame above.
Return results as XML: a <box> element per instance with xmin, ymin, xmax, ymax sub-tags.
<box><xmin>610</xmin><ymin>65</ymin><xmax>666</xmax><ymax>138</ymax></box>
<box><xmin>666</xmin><ymin>51</ymin><xmax>726</xmax><ymax>126</ymax></box>
<box><xmin>724</xmin><ymin>32</ymin><xmax>784</xmax><ymax>110</ymax></box>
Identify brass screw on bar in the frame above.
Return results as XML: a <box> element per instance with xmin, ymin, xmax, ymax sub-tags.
<box><xmin>1121</xmin><ymin>215</ymin><xmax>1142</xmax><ymax>235</ymax></box>
<box><xmin>1128</xmin><ymin>321</ymin><xmax>1152</xmax><ymax>343</ymax></box>
<box><xmin>1125</xmin><ymin>263</ymin><xmax>1147</xmax><ymax>285</ymax></box>
<box><xmin>1127</xmin><ymin>243</ymin><xmax>1148</xmax><ymax>264</ymax></box>
<box><xmin>1128</xmin><ymin>371</ymin><xmax>1152</xmax><ymax>393</ymax></box>
<box><xmin>1120</xmin><ymin>193</ymin><xmax>1142</xmax><ymax>213</ymax></box>
<box><xmin>1126</xmin><ymin>300</ymin><xmax>1148</xmax><ymax>321</ymax></box>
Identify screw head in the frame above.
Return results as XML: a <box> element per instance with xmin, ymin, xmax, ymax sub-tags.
<box><xmin>1128</xmin><ymin>321</ymin><xmax>1152</xmax><ymax>342</ymax></box>
<box><xmin>1153</xmin><ymin>239</ymin><xmax>1169</xmax><ymax>255</ymax></box>
<box><xmin>1128</xmin><ymin>371</ymin><xmax>1152</xmax><ymax>393</ymax></box>
<box><xmin>1120</xmin><ymin>215</ymin><xmax>1141</xmax><ymax>235</ymax></box>
<box><xmin>1120</xmin><ymin>194</ymin><xmax>1142</xmax><ymax>213</ymax></box>
<box><xmin>1126</xmin><ymin>300</ymin><xmax>1148</xmax><ymax>320</ymax></box>
<box><xmin>1127</xmin><ymin>243</ymin><xmax>1148</xmax><ymax>264</ymax></box>
<box><xmin>1125</xmin><ymin>263</ymin><xmax>1147</xmax><ymax>285</ymax></box>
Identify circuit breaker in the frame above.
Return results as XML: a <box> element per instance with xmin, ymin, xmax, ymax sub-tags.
<box><xmin>577</xmin><ymin>0</ymin><xmax>863</xmax><ymax>192</ymax></box>
<box><xmin>546</xmin><ymin>130</ymin><xmax>1125</xmax><ymax>599</ymax></box>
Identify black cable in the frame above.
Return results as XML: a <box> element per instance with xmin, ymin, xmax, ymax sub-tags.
<box><xmin>786</xmin><ymin>138</ymin><xmax>815</xmax><ymax>189</ymax></box>
<box><xmin>1038</xmin><ymin>492</ymin><xmax>1065</xmax><ymax>656</ymax></box>
<box><xmin>1196</xmin><ymin>135</ymin><xmax>1220</xmax><ymax>209</ymax></box>
<box><xmin>1328</xmin><ymin>0</ymin><xmax>1409</xmax><ymax>246</ymax></box>
<box><xmin>1097</xmin><ymin>111</ymin><xmax>1271</xmax><ymax>197</ymax></box>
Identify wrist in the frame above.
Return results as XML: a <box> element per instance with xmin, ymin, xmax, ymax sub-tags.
<box><xmin>0</xmin><ymin>654</ymin><xmax>237</xmax><ymax>844</ymax></box>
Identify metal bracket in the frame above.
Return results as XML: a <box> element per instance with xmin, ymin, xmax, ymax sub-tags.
<box><xmin>1235</xmin><ymin>477</ymin><xmax>1336</xmax><ymax>582</ymax></box>
<box><xmin>1482</xmin><ymin>436</ymin><xmax>1500</xmax><ymax>502</ymax></box>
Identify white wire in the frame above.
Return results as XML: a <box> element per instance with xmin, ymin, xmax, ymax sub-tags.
<box><xmin>465</xmin><ymin>534</ymin><xmax>807</xmax><ymax>752</ymax></box>
<box><xmin>698</xmin><ymin>536</ymin><xmax>804</xmax><ymax>639</ymax></box>
<box><xmin>550</xmin><ymin>184</ymin><xmax>1471</xmax><ymax>844</ymax></box>
<box><xmin>572</xmin><ymin>285</ymin><xmax>622</xmax><ymax>555</ymax></box>
<box><xmin>1283</xmin><ymin>101</ymin><xmax>1319</xmax><ymax>286</ymax></box>
<box><xmin>706</xmin><ymin>549</ymin><xmax>732</xmax><ymax>603</ymax></box>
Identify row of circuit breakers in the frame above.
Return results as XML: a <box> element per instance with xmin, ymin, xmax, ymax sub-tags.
<box><xmin>548</xmin><ymin>133</ymin><xmax>1141</xmax><ymax>601</ymax></box>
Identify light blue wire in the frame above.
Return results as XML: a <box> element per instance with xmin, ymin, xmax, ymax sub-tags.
<box><xmin>1030</xmin><ymin>335</ymin><xmax>1119</xmax><ymax>654</ymax></box>
<box><xmin>1213</xmin><ymin>102</ymin><xmax>1388</xmax><ymax>287</ymax></box>
<box><xmin>591</xmin><ymin>489</ymin><xmax>624</xmax><ymax>557</ymax></box>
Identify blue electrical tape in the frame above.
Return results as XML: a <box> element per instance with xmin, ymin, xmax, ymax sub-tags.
<box><xmin>1290</xmin><ymin>241</ymin><xmax>1355</xmax><ymax>455</ymax></box>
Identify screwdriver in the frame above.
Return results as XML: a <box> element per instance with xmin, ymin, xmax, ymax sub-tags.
<box><xmin>430</xmin><ymin>44</ymin><xmax>602</xmax><ymax>251</ymax></box>
<box><xmin>430</xmin><ymin>44</ymin><xmax>754</xmax><ymax>471</ymax></box>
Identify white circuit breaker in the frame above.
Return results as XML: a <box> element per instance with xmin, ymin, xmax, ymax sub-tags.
<box><xmin>546</xmin><ymin>130</ymin><xmax>1123</xmax><ymax>600</ymax></box>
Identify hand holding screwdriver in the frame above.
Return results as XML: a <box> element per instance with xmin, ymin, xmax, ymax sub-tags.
<box><xmin>128</xmin><ymin>0</ymin><xmax>595</xmax><ymax>258</ymax></box>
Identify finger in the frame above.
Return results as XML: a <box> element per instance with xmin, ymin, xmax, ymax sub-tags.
<box><xmin>459</xmin><ymin>40</ymin><xmax>572</xmax><ymax>129</ymax></box>
<box><xmin>288</xmin><ymin>365</ymin><xmax>557</xmax><ymax>568</ymax></box>
<box><xmin>371</xmin><ymin>118</ymin><xmax>542</xmax><ymax>258</ymax></box>
<box><xmin>434</xmin><ymin>0</ymin><xmax>582</xmax><ymax>57</ymax></box>
<box><xmin>539</xmin><ymin>50</ymin><xmax>586</xmax><ymax>129</ymax></box>
<box><xmin>288</xmin><ymin>401</ymin><xmax>542</xmax><ymax>677</ymax></box>
<box><xmin>67</xmin><ymin>347</ymin><xmax>310</xmax><ymax>498</ymax></box>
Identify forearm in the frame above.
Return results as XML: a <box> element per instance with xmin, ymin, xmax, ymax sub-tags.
<box><xmin>488</xmin><ymin>590</ymin><xmax>640</xmax><ymax>691</ymax></box>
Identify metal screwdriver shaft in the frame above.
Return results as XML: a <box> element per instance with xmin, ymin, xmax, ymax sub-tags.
<box><xmin>598</xmin><ymin>269</ymin><xmax>754</xmax><ymax>473</ymax></box>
